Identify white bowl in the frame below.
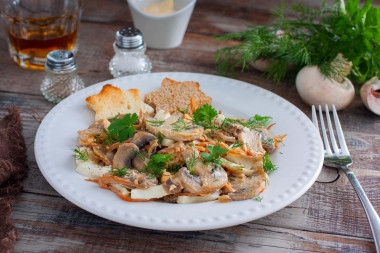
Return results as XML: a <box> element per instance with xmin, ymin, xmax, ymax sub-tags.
<box><xmin>127</xmin><ymin>0</ymin><xmax>196</xmax><ymax>49</ymax></box>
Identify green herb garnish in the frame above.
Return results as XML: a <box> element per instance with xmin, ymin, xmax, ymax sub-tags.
<box><xmin>263</xmin><ymin>152</ymin><xmax>278</xmax><ymax>175</ymax></box>
<box><xmin>231</xmin><ymin>142</ymin><xmax>244</xmax><ymax>149</ymax></box>
<box><xmin>177</xmin><ymin>107</ymin><xmax>189</xmax><ymax>114</ymax></box>
<box><xmin>192</xmin><ymin>104</ymin><xmax>218</xmax><ymax>129</ymax></box>
<box><xmin>157</xmin><ymin>132</ymin><xmax>166</xmax><ymax>145</ymax></box>
<box><xmin>145</xmin><ymin>154</ymin><xmax>172</xmax><ymax>177</ymax></box>
<box><xmin>201</xmin><ymin>145</ymin><xmax>229</xmax><ymax>169</ymax></box>
<box><xmin>74</xmin><ymin>146</ymin><xmax>88</xmax><ymax>161</ymax></box>
<box><xmin>253</xmin><ymin>196</ymin><xmax>263</xmax><ymax>202</ymax></box>
<box><xmin>171</xmin><ymin>118</ymin><xmax>192</xmax><ymax>132</ymax></box>
<box><xmin>110</xmin><ymin>167</ymin><xmax>129</xmax><ymax>177</ymax></box>
<box><xmin>215</xmin><ymin>0</ymin><xmax>380</xmax><ymax>83</ymax></box>
<box><xmin>222</xmin><ymin>114</ymin><xmax>271</xmax><ymax>130</ymax></box>
<box><xmin>146</xmin><ymin>120</ymin><xmax>165</xmax><ymax>127</ymax></box>
<box><xmin>106</xmin><ymin>113</ymin><xmax>138</xmax><ymax>143</ymax></box>
<box><xmin>185</xmin><ymin>152</ymin><xmax>197</xmax><ymax>175</ymax></box>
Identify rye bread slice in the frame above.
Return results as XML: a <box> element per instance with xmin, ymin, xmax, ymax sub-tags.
<box><xmin>144</xmin><ymin>78</ymin><xmax>212</xmax><ymax>113</ymax></box>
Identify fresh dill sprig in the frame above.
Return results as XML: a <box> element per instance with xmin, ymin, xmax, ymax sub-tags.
<box><xmin>157</xmin><ymin>132</ymin><xmax>165</xmax><ymax>144</ymax></box>
<box><xmin>74</xmin><ymin>146</ymin><xmax>88</xmax><ymax>162</ymax></box>
<box><xmin>146</xmin><ymin>120</ymin><xmax>165</xmax><ymax>127</ymax></box>
<box><xmin>263</xmin><ymin>152</ymin><xmax>278</xmax><ymax>175</ymax></box>
<box><xmin>171</xmin><ymin>118</ymin><xmax>192</xmax><ymax>132</ymax></box>
<box><xmin>231</xmin><ymin>142</ymin><xmax>244</xmax><ymax>149</ymax></box>
<box><xmin>215</xmin><ymin>0</ymin><xmax>380</xmax><ymax>83</ymax></box>
<box><xmin>110</xmin><ymin>167</ymin><xmax>129</xmax><ymax>177</ymax></box>
<box><xmin>185</xmin><ymin>152</ymin><xmax>197</xmax><ymax>175</ymax></box>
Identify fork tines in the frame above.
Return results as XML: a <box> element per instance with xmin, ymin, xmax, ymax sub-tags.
<box><xmin>311</xmin><ymin>105</ymin><xmax>350</xmax><ymax>157</ymax></box>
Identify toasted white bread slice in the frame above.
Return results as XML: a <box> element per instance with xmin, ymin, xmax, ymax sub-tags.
<box><xmin>144</xmin><ymin>78</ymin><xmax>212</xmax><ymax>114</ymax></box>
<box><xmin>86</xmin><ymin>84</ymin><xmax>154</xmax><ymax>121</ymax></box>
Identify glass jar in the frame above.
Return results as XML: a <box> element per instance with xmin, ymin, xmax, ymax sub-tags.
<box><xmin>109</xmin><ymin>27</ymin><xmax>152</xmax><ymax>78</ymax></box>
<box><xmin>40</xmin><ymin>50</ymin><xmax>84</xmax><ymax>103</ymax></box>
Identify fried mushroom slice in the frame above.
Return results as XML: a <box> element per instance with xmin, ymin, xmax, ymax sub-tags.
<box><xmin>130</xmin><ymin>131</ymin><xmax>156</xmax><ymax>149</ymax></box>
<box><xmin>228</xmin><ymin>171</ymin><xmax>267</xmax><ymax>201</ymax></box>
<box><xmin>112</xmin><ymin>143</ymin><xmax>139</xmax><ymax>169</ymax></box>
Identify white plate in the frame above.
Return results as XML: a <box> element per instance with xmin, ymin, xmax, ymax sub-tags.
<box><xmin>35</xmin><ymin>72</ymin><xmax>323</xmax><ymax>231</ymax></box>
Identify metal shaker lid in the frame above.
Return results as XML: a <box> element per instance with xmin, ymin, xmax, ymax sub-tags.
<box><xmin>115</xmin><ymin>27</ymin><xmax>144</xmax><ymax>50</ymax></box>
<box><xmin>45</xmin><ymin>50</ymin><xmax>77</xmax><ymax>72</ymax></box>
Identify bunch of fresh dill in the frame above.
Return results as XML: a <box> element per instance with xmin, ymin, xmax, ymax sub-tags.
<box><xmin>215</xmin><ymin>0</ymin><xmax>380</xmax><ymax>84</ymax></box>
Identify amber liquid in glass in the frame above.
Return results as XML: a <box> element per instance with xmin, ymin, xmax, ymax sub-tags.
<box><xmin>7</xmin><ymin>15</ymin><xmax>78</xmax><ymax>70</ymax></box>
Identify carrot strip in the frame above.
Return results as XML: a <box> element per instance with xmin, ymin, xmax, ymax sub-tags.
<box><xmin>267</xmin><ymin>123</ymin><xmax>276</xmax><ymax>130</ymax></box>
<box><xmin>190</xmin><ymin>97</ymin><xmax>198</xmax><ymax>112</ymax></box>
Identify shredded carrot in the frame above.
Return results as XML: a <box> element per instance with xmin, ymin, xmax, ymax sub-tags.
<box><xmin>246</xmin><ymin>150</ymin><xmax>252</xmax><ymax>156</ymax></box>
<box><xmin>115</xmin><ymin>191</ymin><xmax>151</xmax><ymax>202</ymax></box>
<box><xmin>196</xmin><ymin>146</ymin><xmax>208</xmax><ymax>152</ymax></box>
<box><xmin>267</xmin><ymin>123</ymin><xmax>276</xmax><ymax>130</ymax></box>
<box><xmin>85</xmin><ymin>178</ymin><xmax>99</xmax><ymax>183</ymax></box>
<box><xmin>190</xmin><ymin>97</ymin><xmax>198</xmax><ymax>112</ymax></box>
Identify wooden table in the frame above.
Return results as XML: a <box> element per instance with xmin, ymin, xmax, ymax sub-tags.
<box><xmin>1</xmin><ymin>0</ymin><xmax>379</xmax><ymax>252</ymax></box>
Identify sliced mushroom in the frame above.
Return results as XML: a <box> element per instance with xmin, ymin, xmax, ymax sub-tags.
<box><xmin>91</xmin><ymin>143</ymin><xmax>113</xmax><ymax>165</ymax></box>
<box><xmin>258</xmin><ymin>128</ymin><xmax>276</xmax><ymax>153</ymax></box>
<box><xmin>162</xmin><ymin>178</ymin><xmax>183</xmax><ymax>195</ymax></box>
<box><xmin>237</xmin><ymin>128</ymin><xmax>266</xmax><ymax>157</ymax></box>
<box><xmin>211</xmin><ymin>129</ymin><xmax>236</xmax><ymax>143</ymax></box>
<box><xmin>228</xmin><ymin>171</ymin><xmax>267</xmax><ymax>201</ymax></box>
<box><xmin>130</xmin><ymin>131</ymin><xmax>156</xmax><ymax>149</ymax></box>
<box><xmin>112</xmin><ymin>143</ymin><xmax>139</xmax><ymax>169</ymax></box>
<box><xmin>78</xmin><ymin>122</ymin><xmax>105</xmax><ymax>146</ymax></box>
<box><xmin>98</xmin><ymin>170</ymin><xmax>157</xmax><ymax>190</ymax></box>
<box><xmin>131</xmin><ymin>153</ymin><xmax>148</xmax><ymax>171</ymax></box>
<box><xmin>146</xmin><ymin>113</ymin><xmax>203</xmax><ymax>141</ymax></box>
<box><xmin>179</xmin><ymin>159</ymin><xmax>228</xmax><ymax>194</ymax></box>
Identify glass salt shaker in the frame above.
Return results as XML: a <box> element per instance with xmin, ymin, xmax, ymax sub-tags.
<box><xmin>40</xmin><ymin>50</ymin><xmax>85</xmax><ymax>103</ymax></box>
<box><xmin>109</xmin><ymin>27</ymin><xmax>152</xmax><ymax>78</ymax></box>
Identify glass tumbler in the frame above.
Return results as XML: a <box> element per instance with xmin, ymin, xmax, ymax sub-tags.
<box><xmin>0</xmin><ymin>0</ymin><xmax>82</xmax><ymax>70</ymax></box>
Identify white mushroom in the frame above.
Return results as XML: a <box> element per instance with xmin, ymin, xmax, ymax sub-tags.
<box><xmin>296</xmin><ymin>67</ymin><xmax>355</xmax><ymax>111</ymax></box>
<box><xmin>360</xmin><ymin>77</ymin><xmax>380</xmax><ymax>116</ymax></box>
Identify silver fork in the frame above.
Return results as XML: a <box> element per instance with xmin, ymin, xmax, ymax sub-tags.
<box><xmin>312</xmin><ymin>104</ymin><xmax>380</xmax><ymax>252</ymax></box>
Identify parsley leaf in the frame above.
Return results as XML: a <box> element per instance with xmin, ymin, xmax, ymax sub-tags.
<box><xmin>192</xmin><ymin>104</ymin><xmax>218</xmax><ymax>129</ymax></box>
<box><xmin>145</xmin><ymin>154</ymin><xmax>172</xmax><ymax>177</ymax></box>
<box><xmin>263</xmin><ymin>152</ymin><xmax>278</xmax><ymax>175</ymax></box>
<box><xmin>201</xmin><ymin>145</ymin><xmax>229</xmax><ymax>169</ymax></box>
<box><xmin>107</xmin><ymin>113</ymin><xmax>138</xmax><ymax>143</ymax></box>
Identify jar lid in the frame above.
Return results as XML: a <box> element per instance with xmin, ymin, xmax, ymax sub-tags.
<box><xmin>115</xmin><ymin>27</ymin><xmax>144</xmax><ymax>50</ymax></box>
<box><xmin>45</xmin><ymin>50</ymin><xmax>77</xmax><ymax>72</ymax></box>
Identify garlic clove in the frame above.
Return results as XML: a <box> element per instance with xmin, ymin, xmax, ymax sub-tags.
<box><xmin>360</xmin><ymin>77</ymin><xmax>380</xmax><ymax>116</ymax></box>
<box><xmin>296</xmin><ymin>66</ymin><xmax>355</xmax><ymax>111</ymax></box>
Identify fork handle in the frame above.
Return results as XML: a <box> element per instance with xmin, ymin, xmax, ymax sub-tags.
<box><xmin>342</xmin><ymin>166</ymin><xmax>380</xmax><ymax>252</ymax></box>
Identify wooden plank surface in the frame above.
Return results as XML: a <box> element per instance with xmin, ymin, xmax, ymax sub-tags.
<box><xmin>0</xmin><ymin>0</ymin><xmax>379</xmax><ymax>252</ymax></box>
